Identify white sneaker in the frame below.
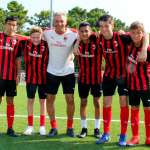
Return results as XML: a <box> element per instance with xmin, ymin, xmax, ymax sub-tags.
<box><xmin>24</xmin><ymin>126</ymin><xmax>34</xmax><ymax>135</ymax></box>
<box><xmin>39</xmin><ymin>126</ymin><xmax>46</xmax><ymax>136</ymax></box>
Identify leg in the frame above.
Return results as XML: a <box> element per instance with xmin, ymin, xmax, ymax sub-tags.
<box><xmin>39</xmin><ymin>99</ymin><xmax>46</xmax><ymax>126</ymax></box>
<box><xmin>93</xmin><ymin>97</ymin><xmax>101</xmax><ymax>138</ymax></box>
<box><xmin>127</xmin><ymin>91</ymin><xmax>140</xmax><ymax>146</ymax></box>
<box><xmin>47</xmin><ymin>94</ymin><xmax>57</xmax><ymax>127</ymax></box>
<box><xmin>39</xmin><ymin>98</ymin><xmax>46</xmax><ymax>135</ymax></box>
<box><xmin>27</xmin><ymin>98</ymin><xmax>35</xmax><ymax>126</ymax></box>
<box><xmin>119</xmin><ymin>96</ymin><xmax>129</xmax><ymax>136</ymax></box>
<box><xmin>144</xmin><ymin>107</ymin><xmax>150</xmax><ymax>145</ymax></box>
<box><xmin>96</xmin><ymin>76</ymin><xmax>116</xmax><ymax>144</ymax></box>
<box><xmin>62</xmin><ymin>74</ymin><xmax>75</xmax><ymax>137</ymax></box>
<box><xmin>65</xmin><ymin>94</ymin><xmax>75</xmax><ymax>129</ymax></box>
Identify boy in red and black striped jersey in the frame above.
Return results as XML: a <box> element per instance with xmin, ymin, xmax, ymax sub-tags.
<box><xmin>96</xmin><ymin>15</ymin><xmax>149</xmax><ymax>146</ymax></box>
<box><xmin>0</xmin><ymin>16</ymin><xmax>23</xmax><ymax>137</ymax></box>
<box><xmin>17</xmin><ymin>27</ymin><xmax>49</xmax><ymax>136</ymax></box>
<box><xmin>126</xmin><ymin>22</ymin><xmax>150</xmax><ymax>146</ymax></box>
<box><xmin>74</xmin><ymin>22</ymin><xmax>102</xmax><ymax>138</ymax></box>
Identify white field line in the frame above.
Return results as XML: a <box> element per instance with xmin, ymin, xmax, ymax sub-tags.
<box><xmin>0</xmin><ymin>114</ymin><xmax>144</xmax><ymax>124</ymax></box>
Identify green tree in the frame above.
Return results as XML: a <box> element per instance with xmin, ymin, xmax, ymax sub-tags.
<box><xmin>67</xmin><ymin>7</ymin><xmax>87</xmax><ymax>28</ymax></box>
<box><xmin>6</xmin><ymin>1</ymin><xmax>28</xmax><ymax>32</ymax></box>
<box><xmin>28</xmin><ymin>10</ymin><xmax>50</xmax><ymax>28</ymax></box>
<box><xmin>87</xmin><ymin>8</ymin><xmax>108</xmax><ymax>31</ymax></box>
<box><xmin>0</xmin><ymin>8</ymin><xmax>6</xmax><ymax>31</ymax></box>
<box><xmin>114</xmin><ymin>18</ymin><xmax>129</xmax><ymax>31</ymax></box>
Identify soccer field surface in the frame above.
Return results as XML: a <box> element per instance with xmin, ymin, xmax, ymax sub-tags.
<box><xmin>0</xmin><ymin>85</ymin><xmax>149</xmax><ymax>150</ymax></box>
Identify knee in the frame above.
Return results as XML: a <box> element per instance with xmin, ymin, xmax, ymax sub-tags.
<box><xmin>81</xmin><ymin>100</ymin><xmax>87</xmax><ymax>107</ymax></box>
<box><xmin>66</xmin><ymin>95</ymin><xmax>74</xmax><ymax>105</ymax></box>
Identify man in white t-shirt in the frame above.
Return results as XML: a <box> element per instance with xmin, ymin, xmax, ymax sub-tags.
<box><xmin>43</xmin><ymin>12</ymin><xmax>77</xmax><ymax>137</ymax></box>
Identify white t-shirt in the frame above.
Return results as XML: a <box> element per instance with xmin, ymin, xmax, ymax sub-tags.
<box><xmin>44</xmin><ymin>28</ymin><xmax>77</xmax><ymax>76</ymax></box>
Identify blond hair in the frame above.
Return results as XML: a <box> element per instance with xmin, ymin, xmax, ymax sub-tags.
<box><xmin>129</xmin><ymin>21</ymin><xmax>145</xmax><ymax>32</ymax></box>
<box><xmin>30</xmin><ymin>26</ymin><xmax>43</xmax><ymax>35</ymax></box>
<box><xmin>54</xmin><ymin>11</ymin><xmax>67</xmax><ymax>20</ymax></box>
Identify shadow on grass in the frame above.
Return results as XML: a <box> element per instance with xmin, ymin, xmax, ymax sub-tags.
<box><xmin>0</xmin><ymin>133</ymin><xmax>149</xmax><ymax>150</ymax></box>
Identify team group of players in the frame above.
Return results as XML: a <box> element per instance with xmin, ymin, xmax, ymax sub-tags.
<box><xmin>0</xmin><ymin>12</ymin><xmax>150</xmax><ymax>147</ymax></box>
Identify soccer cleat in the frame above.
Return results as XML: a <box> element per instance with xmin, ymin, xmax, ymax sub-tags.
<box><xmin>23</xmin><ymin>126</ymin><xmax>34</xmax><ymax>135</ymax></box>
<box><xmin>94</xmin><ymin>128</ymin><xmax>101</xmax><ymax>138</ymax></box>
<box><xmin>48</xmin><ymin>128</ymin><xmax>58</xmax><ymax>137</ymax></box>
<box><xmin>78</xmin><ymin>128</ymin><xmax>87</xmax><ymax>138</ymax></box>
<box><xmin>39</xmin><ymin>126</ymin><xmax>46</xmax><ymax>136</ymax></box>
<box><xmin>127</xmin><ymin>136</ymin><xmax>139</xmax><ymax>146</ymax></box>
<box><xmin>96</xmin><ymin>133</ymin><xmax>110</xmax><ymax>144</ymax></box>
<box><xmin>145</xmin><ymin>137</ymin><xmax>150</xmax><ymax>145</ymax></box>
<box><xmin>118</xmin><ymin>134</ymin><xmax>127</xmax><ymax>146</ymax></box>
<box><xmin>66</xmin><ymin>128</ymin><xmax>75</xmax><ymax>137</ymax></box>
<box><xmin>7</xmin><ymin>128</ymin><xmax>18</xmax><ymax>137</ymax></box>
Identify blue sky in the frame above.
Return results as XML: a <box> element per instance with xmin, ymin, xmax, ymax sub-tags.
<box><xmin>1</xmin><ymin>0</ymin><xmax>150</xmax><ymax>31</ymax></box>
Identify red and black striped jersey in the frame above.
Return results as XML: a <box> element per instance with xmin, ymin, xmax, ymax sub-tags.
<box><xmin>127</xmin><ymin>44</ymin><xmax>150</xmax><ymax>91</ymax></box>
<box><xmin>18</xmin><ymin>39</ymin><xmax>49</xmax><ymax>84</ymax></box>
<box><xmin>77</xmin><ymin>34</ymin><xmax>103</xmax><ymax>84</ymax></box>
<box><xmin>0</xmin><ymin>32</ymin><xmax>22</xmax><ymax>81</ymax></box>
<box><xmin>99</xmin><ymin>32</ymin><xmax>131</xmax><ymax>80</ymax></box>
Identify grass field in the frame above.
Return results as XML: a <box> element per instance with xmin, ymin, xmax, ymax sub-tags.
<box><xmin>0</xmin><ymin>85</ymin><xmax>149</xmax><ymax>150</ymax></box>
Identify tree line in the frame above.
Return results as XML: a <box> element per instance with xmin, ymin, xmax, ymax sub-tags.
<box><xmin>0</xmin><ymin>1</ymin><xmax>129</xmax><ymax>35</ymax></box>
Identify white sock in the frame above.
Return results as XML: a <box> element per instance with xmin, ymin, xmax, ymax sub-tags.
<box><xmin>81</xmin><ymin>119</ymin><xmax>87</xmax><ymax>128</ymax></box>
<box><xmin>94</xmin><ymin>119</ymin><xmax>100</xmax><ymax>129</ymax></box>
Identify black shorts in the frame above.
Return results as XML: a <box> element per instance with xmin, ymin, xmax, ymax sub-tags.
<box><xmin>128</xmin><ymin>90</ymin><xmax>150</xmax><ymax>107</ymax></box>
<box><xmin>46</xmin><ymin>72</ymin><xmax>75</xmax><ymax>95</ymax></box>
<box><xmin>0</xmin><ymin>79</ymin><xmax>17</xmax><ymax>97</ymax></box>
<box><xmin>26</xmin><ymin>84</ymin><xmax>47</xmax><ymax>99</ymax></box>
<box><xmin>78</xmin><ymin>82</ymin><xmax>102</xmax><ymax>98</ymax></box>
<box><xmin>102</xmin><ymin>76</ymin><xmax>128</xmax><ymax>96</ymax></box>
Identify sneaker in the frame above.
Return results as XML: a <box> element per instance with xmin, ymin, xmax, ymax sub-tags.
<box><xmin>48</xmin><ymin>128</ymin><xmax>58</xmax><ymax>137</ymax></box>
<box><xmin>118</xmin><ymin>134</ymin><xmax>127</xmax><ymax>146</ymax></box>
<box><xmin>23</xmin><ymin>126</ymin><xmax>34</xmax><ymax>135</ymax></box>
<box><xmin>78</xmin><ymin>128</ymin><xmax>87</xmax><ymax>138</ymax></box>
<box><xmin>39</xmin><ymin>126</ymin><xmax>46</xmax><ymax>136</ymax></box>
<box><xmin>66</xmin><ymin>128</ymin><xmax>75</xmax><ymax>137</ymax></box>
<box><xmin>145</xmin><ymin>137</ymin><xmax>150</xmax><ymax>145</ymax></box>
<box><xmin>94</xmin><ymin>128</ymin><xmax>101</xmax><ymax>138</ymax></box>
<box><xmin>96</xmin><ymin>133</ymin><xmax>110</xmax><ymax>144</ymax></box>
<box><xmin>7</xmin><ymin>128</ymin><xmax>18</xmax><ymax>137</ymax></box>
<box><xmin>127</xmin><ymin>136</ymin><xmax>139</xmax><ymax>146</ymax></box>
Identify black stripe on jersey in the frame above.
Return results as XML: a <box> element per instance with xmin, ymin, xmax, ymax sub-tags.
<box><xmin>111</xmin><ymin>36</ymin><xmax>117</xmax><ymax>77</ymax></box>
<box><xmin>137</xmin><ymin>64</ymin><xmax>143</xmax><ymax>90</ymax></box>
<box><xmin>143</xmin><ymin>63</ymin><xmax>149</xmax><ymax>90</ymax></box>
<box><xmin>30</xmin><ymin>43</ymin><xmax>34</xmax><ymax>83</ymax></box>
<box><xmin>116</xmin><ymin>35</ymin><xmax>122</xmax><ymax>77</ymax></box>
<box><xmin>88</xmin><ymin>43</ymin><xmax>92</xmax><ymax>84</ymax></box>
<box><xmin>1</xmin><ymin>35</ymin><xmax>7</xmax><ymax>78</ymax></box>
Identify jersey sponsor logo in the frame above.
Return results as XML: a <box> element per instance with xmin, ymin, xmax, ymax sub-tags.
<box><xmin>0</xmin><ymin>45</ymin><xmax>14</xmax><ymax>51</ymax></box>
<box><xmin>81</xmin><ymin>51</ymin><xmax>94</xmax><ymax>58</ymax></box>
<box><xmin>103</xmin><ymin>48</ymin><xmax>118</xmax><ymax>54</ymax></box>
<box><xmin>51</xmin><ymin>41</ymin><xmax>66</xmax><ymax>47</ymax></box>
<box><xmin>28</xmin><ymin>51</ymin><xmax>42</xmax><ymax>58</ymax></box>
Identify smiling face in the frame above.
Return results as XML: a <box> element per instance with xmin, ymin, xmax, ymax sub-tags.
<box><xmin>54</xmin><ymin>14</ymin><xmax>67</xmax><ymax>34</ymax></box>
<box><xmin>130</xmin><ymin>29</ymin><xmax>144</xmax><ymax>46</ymax></box>
<box><xmin>99</xmin><ymin>20</ymin><xmax>114</xmax><ymax>39</ymax></box>
<box><xmin>4</xmin><ymin>20</ymin><xmax>17</xmax><ymax>36</ymax></box>
<box><xmin>129</xmin><ymin>22</ymin><xmax>145</xmax><ymax>46</ymax></box>
<box><xmin>79</xmin><ymin>26</ymin><xmax>92</xmax><ymax>42</ymax></box>
<box><xmin>30</xmin><ymin>32</ymin><xmax>42</xmax><ymax>46</ymax></box>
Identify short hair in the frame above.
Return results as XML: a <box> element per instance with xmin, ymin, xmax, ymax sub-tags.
<box><xmin>97</xmin><ymin>15</ymin><xmax>113</xmax><ymax>27</ymax></box>
<box><xmin>5</xmin><ymin>16</ymin><xmax>18</xmax><ymax>23</ymax></box>
<box><xmin>79</xmin><ymin>22</ymin><xmax>91</xmax><ymax>29</ymax></box>
<box><xmin>30</xmin><ymin>26</ymin><xmax>42</xmax><ymax>35</ymax></box>
<box><xmin>54</xmin><ymin>11</ymin><xmax>67</xmax><ymax>20</ymax></box>
<box><xmin>129</xmin><ymin>21</ymin><xmax>145</xmax><ymax>32</ymax></box>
